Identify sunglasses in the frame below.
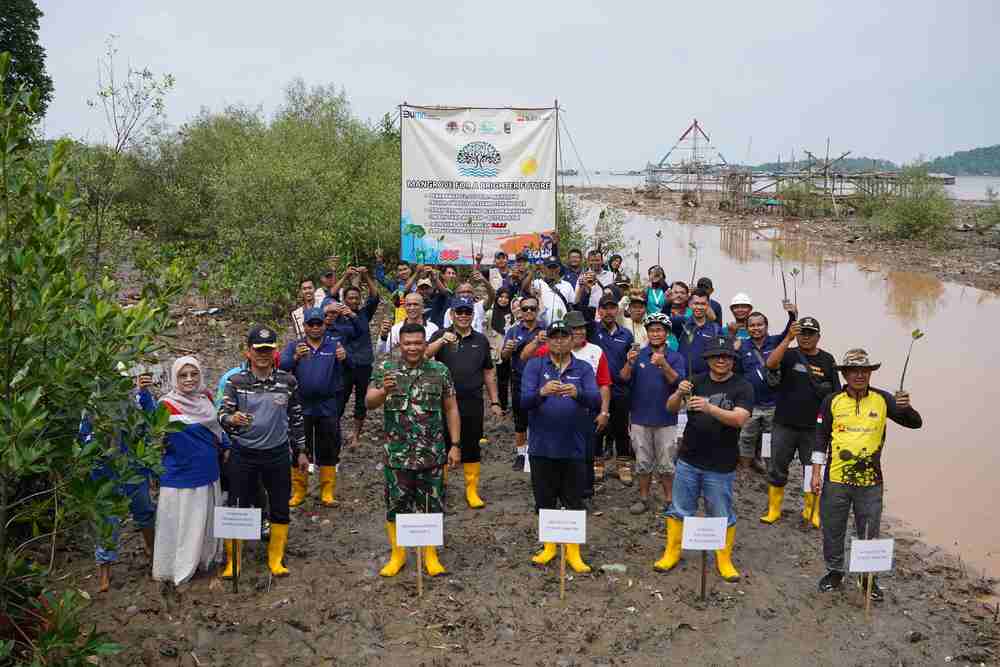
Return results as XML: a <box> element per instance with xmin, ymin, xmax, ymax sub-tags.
<box><xmin>454</xmin><ymin>309</ymin><xmax>474</xmax><ymax>316</ymax></box>
<box><xmin>520</xmin><ymin>305</ymin><xmax>538</xmax><ymax>312</ymax></box>
<box><xmin>305</xmin><ymin>320</ymin><xmax>325</xmax><ymax>326</ymax></box>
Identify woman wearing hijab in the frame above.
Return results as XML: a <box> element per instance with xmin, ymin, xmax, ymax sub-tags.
<box><xmin>646</xmin><ymin>266</ymin><xmax>670</xmax><ymax>316</ymax></box>
<box><xmin>485</xmin><ymin>286</ymin><xmax>515</xmax><ymax>412</ymax></box>
<box><xmin>152</xmin><ymin>356</ymin><xmax>227</xmax><ymax>586</ymax></box>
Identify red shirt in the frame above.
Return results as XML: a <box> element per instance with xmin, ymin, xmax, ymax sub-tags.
<box><xmin>535</xmin><ymin>344</ymin><xmax>612</xmax><ymax>387</ymax></box>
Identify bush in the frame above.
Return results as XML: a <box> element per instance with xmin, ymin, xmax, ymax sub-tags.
<box><xmin>869</xmin><ymin>167</ymin><xmax>954</xmax><ymax>240</ymax></box>
<box><xmin>0</xmin><ymin>53</ymin><xmax>185</xmax><ymax>664</ymax></box>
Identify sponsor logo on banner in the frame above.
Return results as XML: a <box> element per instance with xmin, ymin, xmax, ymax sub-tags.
<box><xmin>516</xmin><ymin>112</ymin><xmax>539</xmax><ymax>123</ymax></box>
<box><xmin>402</xmin><ymin>109</ymin><xmax>439</xmax><ymax>120</ymax></box>
<box><xmin>439</xmin><ymin>249</ymin><xmax>461</xmax><ymax>261</ymax></box>
<box><xmin>445</xmin><ymin>121</ymin><xmax>459</xmax><ymax>134</ymax></box>
<box><xmin>480</xmin><ymin>120</ymin><xmax>499</xmax><ymax>135</ymax></box>
<box><xmin>503</xmin><ymin>122</ymin><xmax>512</xmax><ymax>134</ymax></box>
<box><xmin>456</xmin><ymin>142</ymin><xmax>502</xmax><ymax>177</ymax></box>
<box><xmin>462</xmin><ymin>121</ymin><xmax>477</xmax><ymax>134</ymax></box>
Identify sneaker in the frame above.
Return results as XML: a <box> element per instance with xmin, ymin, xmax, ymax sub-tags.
<box><xmin>818</xmin><ymin>570</ymin><xmax>844</xmax><ymax>592</ymax></box>
<box><xmin>629</xmin><ymin>499</ymin><xmax>648</xmax><ymax>515</ymax></box>
<box><xmin>618</xmin><ymin>464</ymin><xmax>634</xmax><ymax>486</ymax></box>
<box><xmin>858</xmin><ymin>576</ymin><xmax>884</xmax><ymax>601</ymax></box>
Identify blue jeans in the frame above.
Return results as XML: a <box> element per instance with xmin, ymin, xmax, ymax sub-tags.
<box><xmin>667</xmin><ymin>459</ymin><xmax>736</xmax><ymax>527</ymax></box>
<box><xmin>95</xmin><ymin>477</ymin><xmax>156</xmax><ymax>564</ymax></box>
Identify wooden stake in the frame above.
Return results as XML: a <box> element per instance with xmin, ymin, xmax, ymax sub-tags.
<box><xmin>560</xmin><ymin>544</ymin><xmax>566</xmax><ymax>601</ymax></box>
<box><xmin>864</xmin><ymin>524</ymin><xmax>872</xmax><ymax>621</ymax></box>
<box><xmin>700</xmin><ymin>551</ymin><xmax>707</xmax><ymax>601</ymax></box>
<box><xmin>416</xmin><ymin>548</ymin><xmax>423</xmax><ymax>598</ymax></box>
<box><xmin>233</xmin><ymin>539</ymin><xmax>240</xmax><ymax>594</ymax></box>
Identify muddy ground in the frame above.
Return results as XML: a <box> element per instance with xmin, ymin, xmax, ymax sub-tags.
<box><xmin>58</xmin><ymin>309</ymin><xmax>999</xmax><ymax>666</ymax></box>
<box><xmin>572</xmin><ymin>186</ymin><xmax>1000</xmax><ymax>293</ymax></box>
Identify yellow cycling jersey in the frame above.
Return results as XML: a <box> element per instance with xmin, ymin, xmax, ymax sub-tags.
<box><xmin>816</xmin><ymin>387</ymin><xmax>922</xmax><ymax>487</ymax></box>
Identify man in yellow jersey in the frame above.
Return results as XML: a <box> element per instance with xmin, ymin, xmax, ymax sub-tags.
<box><xmin>812</xmin><ymin>348</ymin><xmax>922</xmax><ymax>599</ymax></box>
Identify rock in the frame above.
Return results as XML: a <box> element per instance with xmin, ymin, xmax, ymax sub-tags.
<box><xmin>954</xmin><ymin>223</ymin><xmax>975</xmax><ymax>232</ymax></box>
<box><xmin>125</xmin><ymin>605</ymin><xmax>139</xmax><ymax>616</ymax></box>
<box><xmin>600</xmin><ymin>564</ymin><xmax>628</xmax><ymax>574</ymax></box>
<box><xmin>906</xmin><ymin>630</ymin><xmax>926</xmax><ymax>643</ymax></box>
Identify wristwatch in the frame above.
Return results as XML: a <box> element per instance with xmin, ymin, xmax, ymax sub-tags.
<box><xmin>599</xmin><ymin>412</ymin><xmax>610</xmax><ymax>417</ymax></box>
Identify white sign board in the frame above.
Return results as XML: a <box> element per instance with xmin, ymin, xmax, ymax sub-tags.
<box><xmin>400</xmin><ymin>105</ymin><xmax>557</xmax><ymax>264</ymax></box>
<box><xmin>849</xmin><ymin>538</ymin><xmax>895</xmax><ymax>573</ymax></box>
<box><xmin>213</xmin><ymin>507</ymin><xmax>262</xmax><ymax>540</ymax></box>
<box><xmin>396</xmin><ymin>513</ymin><xmax>444</xmax><ymax>547</ymax></box>
<box><xmin>681</xmin><ymin>517</ymin><xmax>727</xmax><ymax>550</ymax></box>
<box><xmin>538</xmin><ymin>509</ymin><xmax>587</xmax><ymax>544</ymax></box>
<box><xmin>803</xmin><ymin>464</ymin><xmax>826</xmax><ymax>493</ymax></box>
<box><xmin>761</xmin><ymin>432</ymin><xmax>772</xmax><ymax>458</ymax></box>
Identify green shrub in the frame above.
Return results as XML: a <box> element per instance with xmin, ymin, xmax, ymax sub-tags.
<box><xmin>869</xmin><ymin>167</ymin><xmax>954</xmax><ymax>239</ymax></box>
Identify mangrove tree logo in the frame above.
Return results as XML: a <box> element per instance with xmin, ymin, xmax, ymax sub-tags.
<box><xmin>456</xmin><ymin>141</ymin><xmax>502</xmax><ymax>177</ymax></box>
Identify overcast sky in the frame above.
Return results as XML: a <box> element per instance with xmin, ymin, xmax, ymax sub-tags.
<box><xmin>37</xmin><ymin>0</ymin><xmax>998</xmax><ymax>169</ymax></box>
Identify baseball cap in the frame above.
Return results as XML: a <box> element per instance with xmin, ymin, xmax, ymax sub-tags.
<box><xmin>702</xmin><ymin>338</ymin><xmax>738</xmax><ymax>359</ymax></box>
<box><xmin>599</xmin><ymin>295</ymin><xmax>619</xmax><ymax>308</ymax></box>
<box><xmin>547</xmin><ymin>319</ymin><xmax>571</xmax><ymax>336</ymax></box>
<box><xmin>798</xmin><ymin>316</ymin><xmax>821</xmax><ymax>332</ymax></box>
<box><xmin>836</xmin><ymin>348</ymin><xmax>881</xmax><ymax>371</ymax></box>
<box><xmin>494</xmin><ymin>250</ymin><xmax>507</xmax><ymax>259</ymax></box>
<box><xmin>322</xmin><ymin>269</ymin><xmax>335</xmax><ymax>278</ymax></box>
<box><xmin>450</xmin><ymin>296</ymin><xmax>475</xmax><ymax>312</ymax></box>
<box><xmin>303</xmin><ymin>307</ymin><xmax>325</xmax><ymax>323</ymax></box>
<box><xmin>544</xmin><ymin>257</ymin><xmax>561</xmax><ymax>268</ymax></box>
<box><xmin>696</xmin><ymin>277</ymin><xmax>713</xmax><ymax>290</ymax></box>
<box><xmin>247</xmin><ymin>325</ymin><xmax>278</xmax><ymax>348</ymax></box>
<box><xmin>563</xmin><ymin>310</ymin><xmax>587</xmax><ymax>329</ymax></box>
<box><xmin>416</xmin><ymin>278</ymin><xmax>433</xmax><ymax>288</ymax></box>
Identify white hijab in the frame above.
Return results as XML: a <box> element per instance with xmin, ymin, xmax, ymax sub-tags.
<box><xmin>160</xmin><ymin>356</ymin><xmax>224</xmax><ymax>440</ymax></box>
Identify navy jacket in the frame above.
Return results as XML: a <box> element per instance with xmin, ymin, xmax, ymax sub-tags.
<box><xmin>521</xmin><ymin>355</ymin><xmax>601</xmax><ymax>459</ymax></box>
<box><xmin>279</xmin><ymin>334</ymin><xmax>345</xmax><ymax>416</ymax></box>
<box><xmin>330</xmin><ymin>300</ymin><xmax>376</xmax><ymax>367</ymax></box>
<box><xmin>590</xmin><ymin>322</ymin><xmax>635</xmax><ymax>398</ymax></box>
<box><xmin>671</xmin><ymin>316</ymin><xmax>724</xmax><ymax>377</ymax></box>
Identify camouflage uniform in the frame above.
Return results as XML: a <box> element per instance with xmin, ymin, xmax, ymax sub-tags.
<box><xmin>371</xmin><ymin>358</ymin><xmax>455</xmax><ymax>520</ymax></box>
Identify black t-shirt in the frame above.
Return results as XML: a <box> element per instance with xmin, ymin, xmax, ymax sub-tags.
<box><xmin>773</xmin><ymin>347</ymin><xmax>841</xmax><ymax>429</ymax></box>
<box><xmin>430</xmin><ymin>329</ymin><xmax>494</xmax><ymax>414</ymax></box>
<box><xmin>679</xmin><ymin>372</ymin><xmax>754</xmax><ymax>473</ymax></box>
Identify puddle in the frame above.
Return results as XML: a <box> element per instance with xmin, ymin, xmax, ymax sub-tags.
<box><xmin>590</xmin><ymin>205</ymin><xmax>1000</xmax><ymax>578</ymax></box>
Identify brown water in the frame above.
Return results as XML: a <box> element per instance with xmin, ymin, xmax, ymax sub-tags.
<box><xmin>598</xmin><ymin>206</ymin><xmax>1000</xmax><ymax>578</ymax></box>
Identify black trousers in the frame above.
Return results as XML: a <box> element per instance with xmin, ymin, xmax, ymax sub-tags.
<box><xmin>530</xmin><ymin>456</ymin><xmax>586</xmax><ymax>512</ymax></box>
<box><xmin>339</xmin><ymin>364</ymin><xmax>373</xmax><ymax>420</ymax></box>
<box><xmin>229</xmin><ymin>447</ymin><xmax>291</xmax><ymax>525</ymax></box>
<box><xmin>458</xmin><ymin>408</ymin><xmax>484</xmax><ymax>463</ymax></box>
<box><xmin>304</xmin><ymin>414</ymin><xmax>342</xmax><ymax>466</ymax></box>
<box><xmin>496</xmin><ymin>360</ymin><xmax>511</xmax><ymax>411</ymax></box>
<box><xmin>582</xmin><ymin>418</ymin><xmax>596</xmax><ymax>498</ymax></box>
<box><xmin>598</xmin><ymin>394</ymin><xmax>631</xmax><ymax>459</ymax></box>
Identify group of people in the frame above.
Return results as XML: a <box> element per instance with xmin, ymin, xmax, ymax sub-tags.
<box><xmin>95</xmin><ymin>244</ymin><xmax>923</xmax><ymax>601</ymax></box>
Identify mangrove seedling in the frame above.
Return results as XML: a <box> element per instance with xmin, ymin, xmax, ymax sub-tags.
<box><xmin>688</xmin><ymin>241</ymin><xmax>699</xmax><ymax>286</ymax></box>
<box><xmin>899</xmin><ymin>329</ymin><xmax>925</xmax><ymax>391</ymax></box>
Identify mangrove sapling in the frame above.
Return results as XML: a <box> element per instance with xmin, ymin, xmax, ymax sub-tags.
<box><xmin>688</xmin><ymin>242</ymin><xmax>699</xmax><ymax>286</ymax></box>
<box><xmin>790</xmin><ymin>267</ymin><xmax>801</xmax><ymax>306</ymax></box>
<box><xmin>775</xmin><ymin>245</ymin><xmax>788</xmax><ymax>301</ymax></box>
<box><xmin>655</xmin><ymin>229</ymin><xmax>663</xmax><ymax>265</ymax></box>
<box><xmin>899</xmin><ymin>329</ymin><xmax>925</xmax><ymax>391</ymax></box>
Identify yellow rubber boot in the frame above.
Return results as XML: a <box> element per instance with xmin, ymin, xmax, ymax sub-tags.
<box><xmin>715</xmin><ymin>526</ymin><xmax>741</xmax><ymax>582</ymax></box>
<box><xmin>759</xmin><ymin>484</ymin><xmax>785</xmax><ymax>524</ymax></box>
<box><xmin>319</xmin><ymin>466</ymin><xmax>337</xmax><ymax>506</ymax></box>
<box><xmin>268</xmin><ymin>523</ymin><xmax>290</xmax><ymax>577</ymax></box>
<box><xmin>565</xmin><ymin>543</ymin><xmax>591</xmax><ymax>573</ymax></box>
<box><xmin>802</xmin><ymin>492</ymin><xmax>821</xmax><ymax>529</ymax></box>
<box><xmin>379</xmin><ymin>522</ymin><xmax>407</xmax><ymax>577</ymax></box>
<box><xmin>654</xmin><ymin>517</ymin><xmax>683</xmax><ymax>572</ymax></box>
<box><xmin>423</xmin><ymin>546</ymin><xmax>447</xmax><ymax>577</ymax></box>
<box><xmin>289</xmin><ymin>467</ymin><xmax>308</xmax><ymax>507</ymax></box>
<box><xmin>220</xmin><ymin>539</ymin><xmax>242</xmax><ymax>579</ymax></box>
<box><xmin>463</xmin><ymin>462</ymin><xmax>485</xmax><ymax>509</ymax></box>
<box><xmin>532</xmin><ymin>542</ymin><xmax>558</xmax><ymax>565</ymax></box>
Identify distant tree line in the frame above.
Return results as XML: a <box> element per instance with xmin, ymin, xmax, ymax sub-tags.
<box><xmin>923</xmin><ymin>145</ymin><xmax>1000</xmax><ymax>176</ymax></box>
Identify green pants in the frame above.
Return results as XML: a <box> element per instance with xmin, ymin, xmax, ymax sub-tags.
<box><xmin>384</xmin><ymin>466</ymin><xmax>444</xmax><ymax>521</ymax></box>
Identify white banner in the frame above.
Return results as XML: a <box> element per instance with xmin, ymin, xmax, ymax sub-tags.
<box><xmin>400</xmin><ymin>105</ymin><xmax>557</xmax><ymax>264</ymax></box>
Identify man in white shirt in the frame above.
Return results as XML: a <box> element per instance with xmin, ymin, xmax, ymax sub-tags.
<box><xmin>575</xmin><ymin>249</ymin><xmax>616</xmax><ymax>310</ymax></box>
<box><xmin>291</xmin><ymin>277</ymin><xmax>319</xmax><ymax>337</ymax></box>
<box><xmin>442</xmin><ymin>276</ymin><xmax>494</xmax><ymax>333</ymax></box>
<box><xmin>377</xmin><ymin>292</ymin><xmax>439</xmax><ymax>356</ymax></box>
<box><xmin>526</xmin><ymin>258</ymin><xmax>575</xmax><ymax>325</ymax></box>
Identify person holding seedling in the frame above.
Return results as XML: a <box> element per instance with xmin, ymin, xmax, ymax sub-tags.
<box><xmin>813</xmin><ymin>348</ymin><xmax>923</xmax><ymax>598</ymax></box>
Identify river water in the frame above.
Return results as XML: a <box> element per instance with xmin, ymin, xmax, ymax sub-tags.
<box><xmin>562</xmin><ymin>173</ymin><xmax>1000</xmax><ymax>202</ymax></box>
<box><xmin>583</xmin><ymin>204</ymin><xmax>1000</xmax><ymax>578</ymax></box>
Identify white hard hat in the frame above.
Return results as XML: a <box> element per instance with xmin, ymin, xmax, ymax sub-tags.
<box><xmin>730</xmin><ymin>293</ymin><xmax>753</xmax><ymax>307</ymax></box>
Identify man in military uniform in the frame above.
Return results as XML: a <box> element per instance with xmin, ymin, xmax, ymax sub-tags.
<box><xmin>366</xmin><ymin>322</ymin><xmax>461</xmax><ymax>577</ymax></box>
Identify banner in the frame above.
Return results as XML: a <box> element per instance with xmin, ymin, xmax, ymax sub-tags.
<box><xmin>400</xmin><ymin>105</ymin><xmax>557</xmax><ymax>264</ymax></box>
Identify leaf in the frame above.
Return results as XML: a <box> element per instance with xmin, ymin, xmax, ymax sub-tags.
<box><xmin>911</xmin><ymin>328</ymin><xmax>925</xmax><ymax>340</ymax></box>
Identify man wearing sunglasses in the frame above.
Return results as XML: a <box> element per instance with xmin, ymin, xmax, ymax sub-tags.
<box><xmin>761</xmin><ymin>317</ymin><xmax>840</xmax><ymax>527</ymax></box>
<box><xmin>501</xmin><ymin>295</ymin><xmax>544</xmax><ymax>467</ymax></box>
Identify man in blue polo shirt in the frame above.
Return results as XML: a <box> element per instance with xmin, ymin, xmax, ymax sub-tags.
<box><xmin>620</xmin><ymin>313</ymin><xmax>686</xmax><ymax>514</ymax></box>
<box><xmin>591</xmin><ymin>295</ymin><xmax>635</xmax><ymax>484</ymax></box>
<box><xmin>279</xmin><ymin>307</ymin><xmax>348</xmax><ymax>507</ymax></box>
<box><xmin>336</xmin><ymin>270</ymin><xmax>380</xmax><ymax>449</ymax></box>
<box><xmin>670</xmin><ymin>288</ymin><xmax>723</xmax><ymax>377</ymax></box>
<box><xmin>521</xmin><ymin>319</ymin><xmax>601</xmax><ymax>573</ymax></box>
<box><xmin>501</xmin><ymin>294</ymin><xmax>544</xmax><ymax>468</ymax></box>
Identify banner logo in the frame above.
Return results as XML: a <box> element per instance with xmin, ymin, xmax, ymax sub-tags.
<box><xmin>456</xmin><ymin>142</ymin><xmax>502</xmax><ymax>177</ymax></box>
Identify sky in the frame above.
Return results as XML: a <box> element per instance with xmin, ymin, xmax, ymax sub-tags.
<box><xmin>36</xmin><ymin>0</ymin><xmax>999</xmax><ymax>170</ymax></box>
